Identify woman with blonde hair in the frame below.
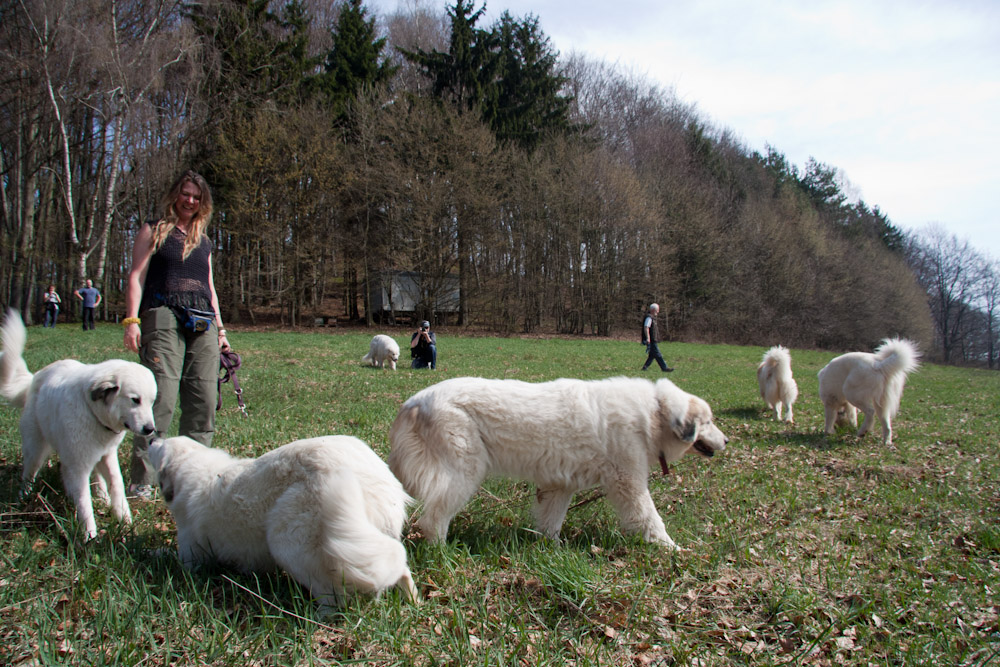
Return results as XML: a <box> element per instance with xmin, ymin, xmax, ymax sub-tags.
<box><xmin>122</xmin><ymin>170</ymin><xmax>230</xmax><ymax>499</ymax></box>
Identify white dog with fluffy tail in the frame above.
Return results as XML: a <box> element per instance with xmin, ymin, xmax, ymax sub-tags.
<box><xmin>757</xmin><ymin>345</ymin><xmax>798</xmax><ymax>423</ymax></box>
<box><xmin>818</xmin><ymin>338</ymin><xmax>920</xmax><ymax>445</ymax></box>
<box><xmin>362</xmin><ymin>334</ymin><xmax>400</xmax><ymax>370</ymax></box>
<box><xmin>147</xmin><ymin>435</ymin><xmax>419</xmax><ymax>607</ymax></box>
<box><xmin>388</xmin><ymin>376</ymin><xmax>728</xmax><ymax>549</ymax></box>
<box><xmin>0</xmin><ymin>310</ymin><xmax>156</xmax><ymax>540</ymax></box>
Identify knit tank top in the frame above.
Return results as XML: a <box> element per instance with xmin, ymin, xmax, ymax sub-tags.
<box><xmin>140</xmin><ymin>221</ymin><xmax>213</xmax><ymax>313</ymax></box>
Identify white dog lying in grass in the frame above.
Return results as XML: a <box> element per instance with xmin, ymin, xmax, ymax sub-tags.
<box><xmin>148</xmin><ymin>435</ymin><xmax>419</xmax><ymax>607</ymax></box>
<box><xmin>757</xmin><ymin>345</ymin><xmax>798</xmax><ymax>423</ymax></box>
<box><xmin>818</xmin><ymin>338</ymin><xmax>920</xmax><ymax>445</ymax></box>
<box><xmin>0</xmin><ymin>309</ymin><xmax>156</xmax><ymax>540</ymax></box>
<box><xmin>388</xmin><ymin>376</ymin><xmax>728</xmax><ymax>549</ymax></box>
<box><xmin>362</xmin><ymin>334</ymin><xmax>400</xmax><ymax>370</ymax></box>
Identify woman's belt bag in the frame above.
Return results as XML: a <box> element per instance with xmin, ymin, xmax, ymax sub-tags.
<box><xmin>177</xmin><ymin>307</ymin><xmax>215</xmax><ymax>333</ymax></box>
<box><xmin>151</xmin><ymin>293</ymin><xmax>215</xmax><ymax>334</ymax></box>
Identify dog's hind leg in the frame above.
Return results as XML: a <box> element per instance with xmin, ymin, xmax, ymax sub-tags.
<box><xmin>822</xmin><ymin>403</ymin><xmax>838</xmax><ymax>435</ymax></box>
<box><xmin>90</xmin><ymin>472</ymin><xmax>110</xmax><ymax>505</ymax></box>
<box><xmin>533</xmin><ymin>487</ymin><xmax>573</xmax><ymax>541</ymax></box>
<box><xmin>878</xmin><ymin>413</ymin><xmax>893</xmax><ymax>445</ymax></box>
<box><xmin>418</xmin><ymin>475</ymin><xmax>482</xmax><ymax>543</ymax></box>
<box><xmin>774</xmin><ymin>401</ymin><xmax>783</xmax><ymax>422</ymax></box>
<box><xmin>854</xmin><ymin>403</ymin><xmax>875</xmax><ymax>438</ymax></box>
<box><xmin>94</xmin><ymin>452</ymin><xmax>132</xmax><ymax>525</ymax></box>
<box><xmin>19</xmin><ymin>420</ymin><xmax>52</xmax><ymax>500</ymax></box>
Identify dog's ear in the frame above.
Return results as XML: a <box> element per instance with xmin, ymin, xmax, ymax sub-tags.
<box><xmin>89</xmin><ymin>378</ymin><xmax>119</xmax><ymax>403</ymax></box>
<box><xmin>671</xmin><ymin>398</ymin><xmax>700</xmax><ymax>443</ymax></box>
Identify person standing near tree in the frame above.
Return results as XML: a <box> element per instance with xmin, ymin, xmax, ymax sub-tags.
<box><xmin>122</xmin><ymin>170</ymin><xmax>230</xmax><ymax>499</ymax></box>
<box><xmin>42</xmin><ymin>285</ymin><xmax>61</xmax><ymax>327</ymax></box>
<box><xmin>74</xmin><ymin>279</ymin><xmax>101</xmax><ymax>330</ymax></box>
<box><xmin>641</xmin><ymin>303</ymin><xmax>673</xmax><ymax>373</ymax></box>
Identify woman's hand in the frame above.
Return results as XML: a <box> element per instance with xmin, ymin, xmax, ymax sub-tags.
<box><xmin>124</xmin><ymin>322</ymin><xmax>141</xmax><ymax>353</ymax></box>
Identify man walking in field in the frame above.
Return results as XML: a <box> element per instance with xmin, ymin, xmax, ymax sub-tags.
<box><xmin>641</xmin><ymin>303</ymin><xmax>673</xmax><ymax>372</ymax></box>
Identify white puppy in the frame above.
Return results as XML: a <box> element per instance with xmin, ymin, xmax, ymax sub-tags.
<box><xmin>362</xmin><ymin>334</ymin><xmax>400</xmax><ymax>370</ymax></box>
<box><xmin>818</xmin><ymin>338</ymin><xmax>920</xmax><ymax>445</ymax></box>
<box><xmin>757</xmin><ymin>345</ymin><xmax>798</xmax><ymax>423</ymax></box>
<box><xmin>147</xmin><ymin>435</ymin><xmax>419</xmax><ymax>607</ymax></box>
<box><xmin>0</xmin><ymin>310</ymin><xmax>156</xmax><ymax>540</ymax></box>
<box><xmin>388</xmin><ymin>376</ymin><xmax>728</xmax><ymax>549</ymax></box>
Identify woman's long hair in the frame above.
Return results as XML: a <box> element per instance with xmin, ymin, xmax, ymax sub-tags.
<box><xmin>151</xmin><ymin>170</ymin><xmax>214</xmax><ymax>259</ymax></box>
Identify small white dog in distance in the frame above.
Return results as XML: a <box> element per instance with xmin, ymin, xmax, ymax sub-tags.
<box><xmin>388</xmin><ymin>376</ymin><xmax>728</xmax><ymax>549</ymax></box>
<box><xmin>147</xmin><ymin>435</ymin><xmax>419</xmax><ymax>607</ymax></box>
<box><xmin>362</xmin><ymin>334</ymin><xmax>400</xmax><ymax>370</ymax></box>
<box><xmin>0</xmin><ymin>310</ymin><xmax>156</xmax><ymax>540</ymax></box>
<box><xmin>818</xmin><ymin>338</ymin><xmax>920</xmax><ymax>445</ymax></box>
<box><xmin>757</xmin><ymin>345</ymin><xmax>798</xmax><ymax>423</ymax></box>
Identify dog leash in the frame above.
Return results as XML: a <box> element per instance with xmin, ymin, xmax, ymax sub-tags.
<box><xmin>219</xmin><ymin>350</ymin><xmax>247</xmax><ymax>416</ymax></box>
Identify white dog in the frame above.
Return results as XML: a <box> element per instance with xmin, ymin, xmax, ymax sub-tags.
<box><xmin>818</xmin><ymin>338</ymin><xmax>920</xmax><ymax>445</ymax></box>
<box><xmin>757</xmin><ymin>345</ymin><xmax>798</xmax><ymax>423</ymax></box>
<box><xmin>362</xmin><ymin>334</ymin><xmax>400</xmax><ymax>370</ymax></box>
<box><xmin>147</xmin><ymin>435</ymin><xmax>419</xmax><ymax>607</ymax></box>
<box><xmin>0</xmin><ymin>310</ymin><xmax>156</xmax><ymax>540</ymax></box>
<box><xmin>388</xmin><ymin>376</ymin><xmax>728</xmax><ymax>549</ymax></box>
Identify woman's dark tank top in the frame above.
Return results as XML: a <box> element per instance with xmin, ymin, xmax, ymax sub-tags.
<box><xmin>140</xmin><ymin>221</ymin><xmax>213</xmax><ymax>313</ymax></box>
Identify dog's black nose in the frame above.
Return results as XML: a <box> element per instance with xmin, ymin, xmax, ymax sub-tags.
<box><xmin>142</xmin><ymin>425</ymin><xmax>156</xmax><ymax>436</ymax></box>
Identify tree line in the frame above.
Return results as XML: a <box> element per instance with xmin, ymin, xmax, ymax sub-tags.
<box><xmin>1</xmin><ymin>0</ymin><xmax>996</xmax><ymax>366</ymax></box>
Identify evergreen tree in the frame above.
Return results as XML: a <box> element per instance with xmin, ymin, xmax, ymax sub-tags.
<box><xmin>401</xmin><ymin>1</ymin><xmax>575</xmax><ymax>150</ymax></box>
<box><xmin>318</xmin><ymin>0</ymin><xmax>397</xmax><ymax>124</ymax></box>
<box><xmin>399</xmin><ymin>0</ymin><xmax>489</xmax><ymax>111</ymax></box>
<box><xmin>484</xmin><ymin>12</ymin><xmax>572</xmax><ymax>150</ymax></box>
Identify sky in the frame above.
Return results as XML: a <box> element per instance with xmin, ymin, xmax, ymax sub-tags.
<box><xmin>369</xmin><ymin>0</ymin><xmax>1000</xmax><ymax>260</ymax></box>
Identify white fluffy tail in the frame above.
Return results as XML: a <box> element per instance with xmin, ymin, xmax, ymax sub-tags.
<box><xmin>873</xmin><ymin>338</ymin><xmax>920</xmax><ymax>418</ymax></box>
<box><xmin>319</xmin><ymin>470</ymin><xmax>419</xmax><ymax>602</ymax></box>
<box><xmin>0</xmin><ymin>310</ymin><xmax>32</xmax><ymax>409</ymax></box>
<box><xmin>361</xmin><ymin>351</ymin><xmax>374</xmax><ymax>365</ymax></box>
<box><xmin>873</xmin><ymin>338</ymin><xmax>920</xmax><ymax>377</ymax></box>
<box><xmin>758</xmin><ymin>345</ymin><xmax>798</xmax><ymax>421</ymax></box>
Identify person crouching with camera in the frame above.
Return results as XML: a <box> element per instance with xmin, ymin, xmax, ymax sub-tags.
<box><xmin>410</xmin><ymin>320</ymin><xmax>436</xmax><ymax>370</ymax></box>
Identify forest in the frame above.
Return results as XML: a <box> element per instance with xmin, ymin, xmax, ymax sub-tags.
<box><xmin>1</xmin><ymin>0</ymin><xmax>997</xmax><ymax>366</ymax></box>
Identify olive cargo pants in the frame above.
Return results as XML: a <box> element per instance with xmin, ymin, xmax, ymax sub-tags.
<box><xmin>130</xmin><ymin>306</ymin><xmax>219</xmax><ymax>486</ymax></box>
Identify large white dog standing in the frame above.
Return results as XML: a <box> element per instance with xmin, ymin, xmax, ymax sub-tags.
<box><xmin>0</xmin><ymin>310</ymin><xmax>156</xmax><ymax>539</ymax></box>
<box><xmin>388</xmin><ymin>376</ymin><xmax>728</xmax><ymax>549</ymax></box>
<box><xmin>757</xmin><ymin>345</ymin><xmax>798</xmax><ymax>423</ymax></box>
<box><xmin>147</xmin><ymin>435</ymin><xmax>419</xmax><ymax>607</ymax></box>
<box><xmin>818</xmin><ymin>338</ymin><xmax>920</xmax><ymax>445</ymax></box>
<box><xmin>362</xmin><ymin>334</ymin><xmax>400</xmax><ymax>370</ymax></box>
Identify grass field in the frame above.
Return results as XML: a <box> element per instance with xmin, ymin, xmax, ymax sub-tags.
<box><xmin>1</xmin><ymin>323</ymin><xmax>997</xmax><ymax>666</ymax></box>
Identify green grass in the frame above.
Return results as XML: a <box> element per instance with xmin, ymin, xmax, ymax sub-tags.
<box><xmin>1</xmin><ymin>323</ymin><xmax>998</xmax><ymax>665</ymax></box>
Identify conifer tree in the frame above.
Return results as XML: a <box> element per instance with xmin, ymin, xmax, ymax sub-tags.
<box><xmin>318</xmin><ymin>0</ymin><xmax>397</xmax><ymax>125</ymax></box>
<box><xmin>399</xmin><ymin>0</ymin><xmax>489</xmax><ymax>111</ymax></box>
<box><xmin>401</xmin><ymin>1</ymin><xmax>574</xmax><ymax>150</ymax></box>
<box><xmin>484</xmin><ymin>12</ymin><xmax>572</xmax><ymax>150</ymax></box>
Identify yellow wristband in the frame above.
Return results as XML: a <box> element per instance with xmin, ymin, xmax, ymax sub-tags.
<box><xmin>122</xmin><ymin>317</ymin><xmax>141</xmax><ymax>327</ymax></box>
